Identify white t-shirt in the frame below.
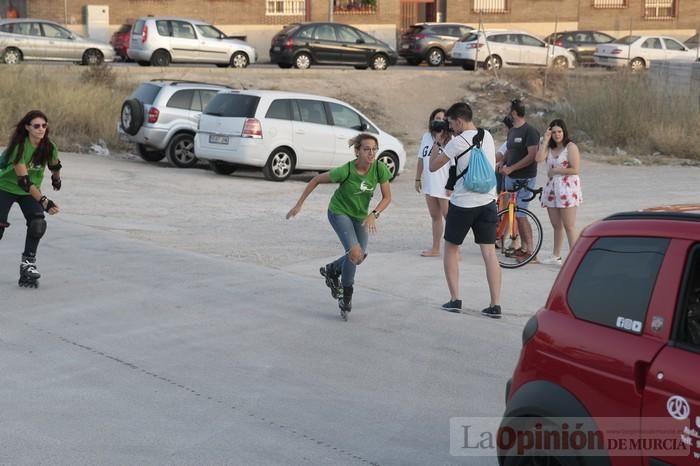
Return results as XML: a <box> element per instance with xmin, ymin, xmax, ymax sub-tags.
<box><xmin>418</xmin><ymin>132</ymin><xmax>451</xmax><ymax>199</ymax></box>
<box><xmin>497</xmin><ymin>141</ymin><xmax>507</xmax><ymax>157</ymax></box>
<box><xmin>442</xmin><ymin>129</ymin><xmax>497</xmax><ymax>208</ymax></box>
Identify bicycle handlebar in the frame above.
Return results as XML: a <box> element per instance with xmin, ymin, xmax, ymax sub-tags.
<box><xmin>506</xmin><ymin>180</ymin><xmax>542</xmax><ymax>202</ymax></box>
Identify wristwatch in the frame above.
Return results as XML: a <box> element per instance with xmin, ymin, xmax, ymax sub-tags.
<box><xmin>372</xmin><ymin>210</ymin><xmax>380</xmax><ymax>219</ymax></box>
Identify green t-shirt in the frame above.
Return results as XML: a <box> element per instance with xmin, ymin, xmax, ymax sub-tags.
<box><xmin>328</xmin><ymin>160</ymin><xmax>391</xmax><ymax>222</ymax></box>
<box><xmin>0</xmin><ymin>138</ymin><xmax>58</xmax><ymax>196</ymax></box>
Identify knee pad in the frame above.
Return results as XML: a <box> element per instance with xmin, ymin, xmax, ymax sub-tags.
<box><xmin>28</xmin><ymin>217</ymin><xmax>47</xmax><ymax>239</ymax></box>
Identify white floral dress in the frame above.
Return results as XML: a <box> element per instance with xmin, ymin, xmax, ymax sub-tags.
<box><xmin>541</xmin><ymin>145</ymin><xmax>582</xmax><ymax>208</ymax></box>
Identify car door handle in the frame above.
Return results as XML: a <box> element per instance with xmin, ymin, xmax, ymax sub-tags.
<box><xmin>295</xmin><ymin>130</ymin><xmax>305</xmax><ymax>135</ymax></box>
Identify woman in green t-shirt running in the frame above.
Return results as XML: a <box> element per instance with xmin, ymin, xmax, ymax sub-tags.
<box><xmin>0</xmin><ymin>110</ymin><xmax>62</xmax><ymax>288</ymax></box>
<box><xmin>286</xmin><ymin>133</ymin><xmax>392</xmax><ymax>318</ymax></box>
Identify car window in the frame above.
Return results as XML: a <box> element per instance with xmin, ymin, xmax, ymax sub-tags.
<box><xmin>488</xmin><ymin>34</ymin><xmax>508</xmax><ymax>43</ymax></box>
<box><xmin>574</xmin><ymin>32</ymin><xmax>590</xmax><ymax>42</ymax></box>
<box><xmin>172</xmin><ymin>21</ymin><xmax>196</xmax><ymax>39</ymax></box>
<box><xmin>196</xmin><ymin>24</ymin><xmax>224</xmax><ymax>39</ymax></box>
<box><xmin>296</xmin><ymin>25</ymin><xmax>313</xmax><ymax>39</ymax></box>
<box><xmin>446</xmin><ymin>26</ymin><xmax>465</xmax><ymax>37</ymax></box>
<box><xmin>520</xmin><ymin>34</ymin><xmax>544</xmax><ymax>47</ymax></box>
<box><xmin>593</xmin><ymin>32</ymin><xmax>614</xmax><ymax>43</ymax></box>
<box><xmin>117</xmin><ymin>24</ymin><xmax>132</xmax><ymax>34</ymax></box>
<box><xmin>335</xmin><ymin>25</ymin><xmax>360</xmax><ymax>43</ymax></box>
<box><xmin>313</xmin><ymin>24</ymin><xmax>336</xmax><ymax>41</ymax></box>
<box><xmin>297</xmin><ymin>99</ymin><xmax>328</xmax><ymax>125</ymax></box>
<box><xmin>42</xmin><ymin>23</ymin><xmax>72</xmax><ymax>39</ymax></box>
<box><xmin>431</xmin><ymin>25</ymin><xmax>449</xmax><ymax>36</ymax></box>
<box><xmin>198</xmin><ymin>90</ymin><xmax>219</xmax><ymax>112</ymax></box>
<box><xmin>562</xmin><ymin>33</ymin><xmax>576</xmax><ymax>43</ymax></box>
<box><xmin>459</xmin><ymin>26</ymin><xmax>473</xmax><ymax>37</ymax></box>
<box><xmin>132</xmin><ymin>20</ymin><xmax>145</xmax><ymax>35</ymax></box>
<box><xmin>461</xmin><ymin>32</ymin><xmax>480</xmax><ymax>43</ymax></box>
<box><xmin>357</xmin><ymin>30</ymin><xmax>377</xmax><ymax>44</ymax></box>
<box><xmin>568</xmin><ymin>237</ymin><xmax>669</xmax><ymax>334</ymax></box>
<box><xmin>676</xmin><ymin>248</ymin><xmax>700</xmax><ymax>350</ymax></box>
<box><xmin>1</xmin><ymin>22</ymin><xmax>30</xmax><ymax>35</ymax></box>
<box><xmin>642</xmin><ymin>38</ymin><xmax>663</xmax><ymax>49</ymax></box>
<box><xmin>328</xmin><ymin>103</ymin><xmax>363</xmax><ymax>130</ymax></box>
<box><xmin>663</xmin><ymin>38</ymin><xmax>686</xmax><ymax>51</ymax></box>
<box><xmin>204</xmin><ymin>93</ymin><xmax>260</xmax><ymax>118</ymax></box>
<box><xmin>265</xmin><ymin>99</ymin><xmax>293</xmax><ymax>120</ymax></box>
<box><xmin>156</xmin><ymin>20</ymin><xmax>171</xmax><ymax>37</ymax></box>
<box><xmin>167</xmin><ymin>90</ymin><xmax>194</xmax><ymax>110</ymax></box>
<box><xmin>131</xmin><ymin>83</ymin><xmax>161</xmax><ymax>105</ymax></box>
<box><xmin>615</xmin><ymin>35</ymin><xmax>640</xmax><ymax>45</ymax></box>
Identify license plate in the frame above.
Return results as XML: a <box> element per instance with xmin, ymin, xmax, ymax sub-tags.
<box><xmin>401</xmin><ymin>44</ymin><xmax>409</xmax><ymax>49</ymax></box>
<box><xmin>273</xmin><ymin>46</ymin><xmax>281</xmax><ymax>51</ymax></box>
<box><xmin>209</xmin><ymin>134</ymin><xmax>229</xmax><ymax>145</ymax></box>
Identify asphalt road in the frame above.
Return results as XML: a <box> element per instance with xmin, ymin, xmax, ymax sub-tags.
<box><xmin>0</xmin><ymin>151</ymin><xmax>697</xmax><ymax>465</ymax></box>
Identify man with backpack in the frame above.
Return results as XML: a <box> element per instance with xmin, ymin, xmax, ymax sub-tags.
<box><xmin>429</xmin><ymin>102</ymin><xmax>502</xmax><ymax>319</ymax></box>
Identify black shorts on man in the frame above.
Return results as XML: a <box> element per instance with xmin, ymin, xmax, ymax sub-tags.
<box><xmin>444</xmin><ymin>201</ymin><xmax>497</xmax><ymax>245</ymax></box>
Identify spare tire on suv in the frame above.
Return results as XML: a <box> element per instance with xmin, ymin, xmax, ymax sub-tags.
<box><xmin>120</xmin><ymin>99</ymin><xmax>144</xmax><ymax>136</ymax></box>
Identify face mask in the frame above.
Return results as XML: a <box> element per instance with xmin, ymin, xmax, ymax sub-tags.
<box><xmin>502</xmin><ymin>115</ymin><xmax>514</xmax><ymax>129</ymax></box>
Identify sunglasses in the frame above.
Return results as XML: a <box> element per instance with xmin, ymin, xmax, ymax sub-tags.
<box><xmin>29</xmin><ymin>123</ymin><xmax>48</xmax><ymax>129</ymax></box>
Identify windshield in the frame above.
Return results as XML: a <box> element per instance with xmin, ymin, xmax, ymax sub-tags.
<box><xmin>460</xmin><ymin>33</ymin><xmax>479</xmax><ymax>42</ymax></box>
<box><xmin>196</xmin><ymin>24</ymin><xmax>224</xmax><ymax>39</ymax></box>
<box><xmin>615</xmin><ymin>36</ymin><xmax>640</xmax><ymax>45</ymax></box>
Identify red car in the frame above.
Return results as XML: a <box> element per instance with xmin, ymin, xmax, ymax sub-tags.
<box><xmin>499</xmin><ymin>206</ymin><xmax>700</xmax><ymax>465</ymax></box>
<box><xmin>110</xmin><ymin>23</ymin><xmax>132</xmax><ymax>61</ymax></box>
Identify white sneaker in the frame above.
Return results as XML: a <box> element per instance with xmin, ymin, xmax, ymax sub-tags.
<box><xmin>540</xmin><ymin>255</ymin><xmax>562</xmax><ymax>266</ymax></box>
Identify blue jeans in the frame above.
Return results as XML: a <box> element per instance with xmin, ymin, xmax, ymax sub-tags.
<box><xmin>327</xmin><ymin>210</ymin><xmax>368</xmax><ymax>287</ymax></box>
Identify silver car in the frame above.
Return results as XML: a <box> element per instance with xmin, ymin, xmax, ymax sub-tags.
<box><xmin>127</xmin><ymin>16</ymin><xmax>256</xmax><ymax>68</ymax></box>
<box><xmin>0</xmin><ymin>18</ymin><xmax>114</xmax><ymax>65</ymax></box>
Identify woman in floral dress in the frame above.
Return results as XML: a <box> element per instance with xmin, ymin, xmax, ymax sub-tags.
<box><xmin>535</xmin><ymin>119</ymin><xmax>582</xmax><ymax>265</ymax></box>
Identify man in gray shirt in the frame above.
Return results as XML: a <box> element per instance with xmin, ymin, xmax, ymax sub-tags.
<box><xmin>499</xmin><ymin>99</ymin><xmax>540</xmax><ymax>261</ymax></box>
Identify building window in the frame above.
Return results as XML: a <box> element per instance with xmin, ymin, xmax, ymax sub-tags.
<box><xmin>644</xmin><ymin>0</ymin><xmax>676</xmax><ymax>19</ymax></box>
<box><xmin>592</xmin><ymin>0</ymin><xmax>626</xmax><ymax>8</ymax></box>
<box><xmin>266</xmin><ymin>0</ymin><xmax>306</xmax><ymax>15</ymax></box>
<box><xmin>473</xmin><ymin>0</ymin><xmax>508</xmax><ymax>14</ymax></box>
<box><xmin>334</xmin><ymin>0</ymin><xmax>377</xmax><ymax>15</ymax></box>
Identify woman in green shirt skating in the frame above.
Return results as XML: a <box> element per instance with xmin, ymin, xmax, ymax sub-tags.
<box><xmin>287</xmin><ymin>133</ymin><xmax>392</xmax><ymax>320</ymax></box>
<box><xmin>0</xmin><ymin>110</ymin><xmax>62</xmax><ymax>288</ymax></box>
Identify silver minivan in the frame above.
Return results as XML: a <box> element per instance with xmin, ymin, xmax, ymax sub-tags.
<box><xmin>127</xmin><ymin>17</ymin><xmax>256</xmax><ymax>68</ymax></box>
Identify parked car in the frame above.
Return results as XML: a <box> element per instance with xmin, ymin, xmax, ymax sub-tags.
<box><xmin>127</xmin><ymin>16</ymin><xmax>256</xmax><ymax>67</ymax></box>
<box><xmin>0</xmin><ymin>18</ymin><xmax>115</xmax><ymax>65</ymax></box>
<box><xmin>499</xmin><ymin>206</ymin><xmax>700</xmax><ymax>465</ymax></box>
<box><xmin>398</xmin><ymin>22</ymin><xmax>474</xmax><ymax>66</ymax></box>
<box><xmin>685</xmin><ymin>33</ymin><xmax>699</xmax><ymax>50</ymax></box>
<box><xmin>451</xmin><ymin>30</ymin><xmax>576</xmax><ymax>70</ymax></box>
<box><xmin>194</xmin><ymin>90</ymin><xmax>406</xmax><ymax>181</ymax></box>
<box><xmin>269</xmin><ymin>22</ymin><xmax>398</xmax><ymax>70</ymax></box>
<box><xmin>594</xmin><ymin>35</ymin><xmax>697</xmax><ymax>71</ymax></box>
<box><xmin>119</xmin><ymin>80</ymin><xmax>232</xmax><ymax>168</ymax></box>
<box><xmin>543</xmin><ymin>29</ymin><xmax>615</xmax><ymax>65</ymax></box>
<box><xmin>110</xmin><ymin>22</ymin><xmax>132</xmax><ymax>61</ymax></box>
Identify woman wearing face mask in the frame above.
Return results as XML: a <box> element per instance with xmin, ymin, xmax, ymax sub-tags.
<box><xmin>287</xmin><ymin>133</ymin><xmax>392</xmax><ymax>320</ymax></box>
<box><xmin>536</xmin><ymin>119</ymin><xmax>582</xmax><ymax>266</ymax></box>
<box><xmin>414</xmin><ymin>108</ymin><xmax>452</xmax><ymax>257</ymax></box>
<box><xmin>0</xmin><ymin>110</ymin><xmax>62</xmax><ymax>288</ymax></box>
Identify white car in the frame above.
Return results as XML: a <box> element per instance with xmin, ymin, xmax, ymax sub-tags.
<box><xmin>127</xmin><ymin>16</ymin><xmax>256</xmax><ymax>67</ymax></box>
<box><xmin>594</xmin><ymin>35</ymin><xmax>697</xmax><ymax>71</ymax></box>
<box><xmin>195</xmin><ymin>90</ymin><xmax>406</xmax><ymax>182</ymax></box>
<box><xmin>451</xmin><ymin>30</ymin><xmax>576</xmax><ymax>70</ymax></box>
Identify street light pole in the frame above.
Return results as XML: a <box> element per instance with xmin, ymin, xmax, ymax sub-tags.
<box><xmin>329</xmin><ymin>0</ymin><xmax>333</xmax><ymax>22</ymax></box>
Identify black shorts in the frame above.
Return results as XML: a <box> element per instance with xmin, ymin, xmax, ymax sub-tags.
<box><xmin>444</xmin><ymin>201</ymin><xmax>497</xmax><ymax>245</ymax></box>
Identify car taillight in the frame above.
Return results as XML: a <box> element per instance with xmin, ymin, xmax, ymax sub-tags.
<box><xmin>467</xmin><ymin>43</ymin><xmax>484</xmax><ymax>49</ymax></box>
<box><xmin>241</xmin><ymin>118</ymin><xmax>262</xmax><ymax>138</ymax></box>
<box><xmin>414</xmin><ymin>33</ymin><xmax>426</xmax><ymax>40</ymax></box>
<box><xmin>141</xmin><ymin>25</ymin><xmax>148</xmax><ymax>43</ymax></box>
<box><xmin>148</xmin><ymin>107</ymin><xmax>159</xmax><ymax>124</ymax></box>
<box><xmin>611</xmin><ymin>48</ymin><xmax>623</xmax><ymax>55</ymax></box>
<box><xmin>285</xmin><ymin>38</ymin><xmax>293</xmax><ymax>49</ymax></box>
<box><xmin>554</xmin><ymin>39</ymin><xmax>563</xmax><ymax>47</ymax></box>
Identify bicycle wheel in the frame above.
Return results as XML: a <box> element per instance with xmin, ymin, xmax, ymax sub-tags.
<box><xmin>496</xmin><ymin>207</ymin><xmax>543</xmax><ymax>269</ymax></box>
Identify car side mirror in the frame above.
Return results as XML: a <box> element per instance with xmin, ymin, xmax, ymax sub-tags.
<box><xmin>356</xmin><ymin>38</ymin><xmax>365</xmax><ymax>44</ymax></box>
<box><xmin>360</xmin><ymin>122</ymin><xmax>368</xmax><ymax>131</ymax></box>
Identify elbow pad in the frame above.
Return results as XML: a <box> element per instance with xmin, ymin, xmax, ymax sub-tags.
<box><xmin>49</xmin><ymin>160</ymin><xmax>63</xmax><ymax>172</ymax></box>
<box><xmin>17</xmin><ymin>175</ymin><xmax>33</xmax><ymax>193</ymax></box>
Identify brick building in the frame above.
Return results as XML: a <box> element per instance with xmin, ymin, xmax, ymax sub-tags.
<box><xmin>16</xmin><ymin>0</ymin><xmax>699</xmax><ymax>60</ymax></box>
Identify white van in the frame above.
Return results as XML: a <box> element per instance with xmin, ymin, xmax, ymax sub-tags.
<box><xmin>194</xmin><ymin>90</ymin><xmax>406</xmax><ymax>181</ymax></box>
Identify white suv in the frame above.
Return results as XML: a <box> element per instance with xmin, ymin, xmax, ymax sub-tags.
<box><xmin>452</xmin><ymin>30</ymin><xmax>576</xmax><ymax>70</ymax></box>
<box><xmin>119</xmin><ymin>80</ymin><xmax>232</xmax><ymax>168</ymax></box>
<box><xmin>194</xmin><ymin>90</ymin><xmax>406</xmax><ymax>182</ymax></box>
<box><xmin>127</xmin><ymin>16</ymin><xmax>256</xmax><ymax>68</ymax></box>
